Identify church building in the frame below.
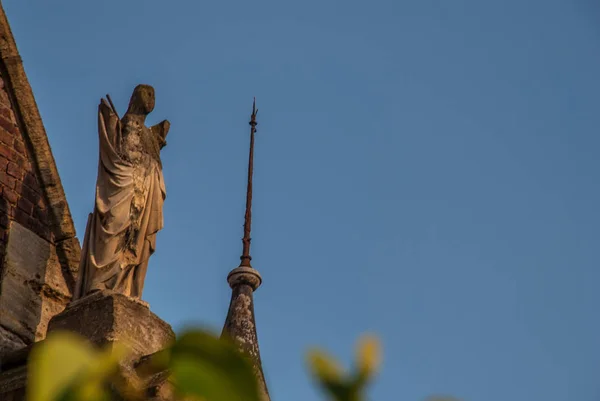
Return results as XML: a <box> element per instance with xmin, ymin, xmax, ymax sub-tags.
<box><xmin>0</xmin><ymin>3</ymin><xmax>270</xmax><ymax>400</ymax></box>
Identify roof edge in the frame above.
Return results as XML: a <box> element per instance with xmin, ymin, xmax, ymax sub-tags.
<box><xmin>222</xmin><ymin>269</ymin><xmax>270</xmax><ymax>401</ymax></box>
<box><xmin>0</xmin><ymin>2</ymin><xmax>77</xmax><ymax>243</ymax></box>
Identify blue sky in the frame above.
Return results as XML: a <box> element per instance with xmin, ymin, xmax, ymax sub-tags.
<box><xmin>5</xmin><ymin>0</ymin><xmax>600</xmax><ymax>400</ymax></box>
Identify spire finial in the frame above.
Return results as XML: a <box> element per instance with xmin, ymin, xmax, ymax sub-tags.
<box><xmin>222</xmin><ymin>99</ymin><xmax>270</xmax><ymax>401</ymax></box>
<box><xmin>240</xmin><ymin>98</ymin><xmax>258</xmax><ymax>268</ymax></box>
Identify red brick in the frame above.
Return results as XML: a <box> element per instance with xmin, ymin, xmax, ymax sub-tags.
<box><xmin>13</xmin><ymin>179</ymin><xmax>21</xmax><ymax>193</ymax></box>
<box><xmin>0</xmin><ymin>143</ymin><xmax>13</xmax><ymax>161</ymax></box>
<box><xmin>0</xmin><ymin>88</ymin><xmax>10</xmax><ymax>106</ymax></box>
<box><xmin>13</xmin><ymin>153</ymin><xmax>26</xmax><ymax>168</ymax></box>
<box><xmin>0</xmin><ymin>115</ymin><xmax>17</xmax><ymax>136</ymax></box>
<box><xmin>6</xmin><ymin>161</ymin><xmax>23</xmax><ymax>180</ymax></box>
<box><xmin>0</xmin><ymin>171</ymin><xmax>15</xmax><ymax>189</ymax></box>
<box><xmin>0</xmin><ymin>156</ymin><xmax>8</xmax><ymax>171</ymax></box>
<box><xmin>32</xmin><ymin>206</ymin><xmax>48</xmax><ymax>224</ymax></box>
<box><xmin>0</xmin><ymin>127</ymin><xmax>13</xmax><ymax>146</ymax></box>
<box><xmin>13</xmin><ymin>138</ymin><xmax>25</xmax><ymax>155</ymax></box>
<box><xmin>0</xmin><ymin>202</ymin><xmax>14</xmax><ymax>218</ymax></box>
<box><xmin>17</xmin><ymin>197</ymin><xmax>33</xmax><ymax>215</ymax></box>
<box><xmin>0</xmin><ymin>104</ymin><xmax>14</xmax><ymax>124</ymax></box>
<box><xmin>0</xmin><ymin>213</ymin><xmax>8</xmax><ymax>228</ymax></box>
<box><xmin>23</xmin><ymin>172</ymin><xmax>39</xmax><ymax>191</ymax></box>
<box><xmin>31</xmin><ymin>218</ymin><xmax>51</xmax><ymax>241</ymax></box>
<box><xmin>21</xmin><ymin>183</ymin><xmax>40</xmax><ymax>206</ymax></box>
<box><xmin>14</xmin><ymin>207</ymin><xmax>31</xmax><ymax>227</ymax></box>
<box><xmin>3</xmin><ymin>187</ymin><xmax>17</xmax><ymax>204</ymax></box>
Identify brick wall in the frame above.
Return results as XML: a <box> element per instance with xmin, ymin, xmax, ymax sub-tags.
<box><xmin>0</xmin><ymin>7</ymin><xmax>81</xmax><ymax>401</ymax></box>
<box><xmin>0</xmin><ymin>59</ymin><xmax>80</xmax><ymax>356</ymax></box>
<box><xmin>0</xmin><ymin>67</ymin><xmax>70</xmax><ymax>354</ymax></box>
<box><xmin>0</xmin><ymin>74</ymin><xmax>52</xmax><ymax>253</ymax></box>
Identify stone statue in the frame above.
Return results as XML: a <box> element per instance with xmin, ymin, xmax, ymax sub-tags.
<box><xmin>74</xmin><ymin>84</ymin><xmax>170</xmax><ymax>301</ymax></box>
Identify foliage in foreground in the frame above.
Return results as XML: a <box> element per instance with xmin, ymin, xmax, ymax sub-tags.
<box><xmin>26</xmin><ymin>329</ymin><xmax>456</xmax><ymax>401</ymax></box>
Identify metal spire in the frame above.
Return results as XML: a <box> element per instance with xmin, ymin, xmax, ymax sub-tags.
<box><xmin>240</xmin><ymin>98</ymin><xmax>258</xmax><ymax>268</ymax></box>
<box><xmin>222</xmin><ymin>98</ymin><xmax>270</xmax><ymax>401</ymax></box>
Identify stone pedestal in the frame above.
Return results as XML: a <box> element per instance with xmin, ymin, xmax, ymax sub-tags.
<box><xmin>0</xmin><ymin>291</ymin><xmax>176</xmax><ymax>401</ymax></box>
<box><xmin>47</xmin><ymin>290</ymin><xmax>175</xmax><ymax>358</ymax></box>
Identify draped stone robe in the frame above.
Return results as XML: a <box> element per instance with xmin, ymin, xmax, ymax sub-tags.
<box><xmin>74</xmin><ymin>98</ymin><xmax>166</xmax><ymax>300</ymax></box>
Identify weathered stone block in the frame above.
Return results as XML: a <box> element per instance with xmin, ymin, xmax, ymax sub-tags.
<box><xmin>47</xmin><ymin>290</ymin><xmax>175</xmax><ymax>359</ymax></box>
<box><xmin>0</xmin><ymin>331</ymin><xmax>26</xmax><ymax>358</ymax></box>
<box><xmin>0</xmin><ymin>365</ymin><xmax>27</xmax><ymax>401</ymax></box>
<box><xmin>0</xmin><ymin>221</ymin><xmax>73</xmax><ymax>356</ymax></box>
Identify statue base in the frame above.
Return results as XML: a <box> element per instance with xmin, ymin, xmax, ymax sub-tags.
<box><xmin>47</xmin><ymin>290</ymin><xmax>175</xmax><ymax>358</ymax></box>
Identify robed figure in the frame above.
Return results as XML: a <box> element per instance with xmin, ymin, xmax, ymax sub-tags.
<box><xmin>74</xmin><ymin>84</ymin><xmax>170</xmax><ymax>300</ymax></box>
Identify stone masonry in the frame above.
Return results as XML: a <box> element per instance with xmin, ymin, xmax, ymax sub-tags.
<box><xmin>0</xmin><ymin>2</ymin><xmax>81</xmax><ymax>357</ymax></box>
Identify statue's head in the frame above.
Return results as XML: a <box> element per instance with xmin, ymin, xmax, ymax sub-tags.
<box><xmin>126</xmin><ymin>84</ymin><xmax>155</xmax><ymax>115</ymax></box>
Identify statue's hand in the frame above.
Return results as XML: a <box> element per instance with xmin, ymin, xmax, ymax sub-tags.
<box><xmin>160</xmin><ymin>120</ymin><xmax>170</xmax><ymax>137</ymax></box>
<box><xmin>99</xmin><ymin>99</ymin><xmax>118</xmax><ymax>122</ymax></box>
<box><xmin>151</xmin><ymin>120</ymin><xmax>170</xmax><ymax>149</ymax></box>
<box><xmin>99</xmin><ymin>99</ymin><xmax>121</xmax><ymax>149</ymax></box>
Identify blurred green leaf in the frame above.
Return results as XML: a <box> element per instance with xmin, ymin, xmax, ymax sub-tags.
<box><xmin>355</xmin><ymin>334</ymin><xmax>381</xmax><ymax>380</ymax></box>
<box><xmin>306</xmin><ymin>349</ymin><xmax>344</xmax><ymax>383</ymax></box>
<box><xmin>28</xmin><ymin>331</ymin><xmax>131</xmax><ymax>401</ymax></box>
<box><xmin>136</xmin><ymin>348</ymin><xmax>172</xmax><ymax>379</ymax></box>
<box><xmin>306</xmin><ymin>349</ymin><xmax>359</xmax><ymax>401</ymax></box>
<box><xmin>168</xmin><ymin>329</ymin><xmax>260</xmax><ymax>401</ymax></box>
<box><xmin>353</xmin><ymin>335</ymin><xmax>381</xmax><ymax>391</ymax></box>
<box><xmin>27</xmin><ymin>331</ymin><xmax>97</xmax><ymax>401</ymax></box>
<box><xmin>307</xmin><ymin>335</ymin><xmax>384</xmax><ymax>401</ymax></box>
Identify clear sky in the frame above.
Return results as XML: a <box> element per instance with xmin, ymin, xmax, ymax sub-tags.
<box><xmin>5</xmin><ymin>0</ymin><xmax>600</xmax><ymax>400</ymax></box>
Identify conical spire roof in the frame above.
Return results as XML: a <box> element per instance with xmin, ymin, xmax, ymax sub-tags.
<box><xmin>221</xmin><ymin>100</ymin><xmax>270</xmax><ymax>401</ymax></box>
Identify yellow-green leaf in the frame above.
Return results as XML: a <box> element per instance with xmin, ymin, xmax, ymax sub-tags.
<box><xmin>355</xmin><ymin>334</ymin><xmax>381</xmax><ymax>379</ymax></box>
<box><xmin>27</xmin><ymin>331</ymin><xmax>97</xmax><ymax>401</ymax></box>
<box><xmin>28</xmin><ymin>331</ymin><xmax>133</xmax><ymax>401</ymax></box>
<box><xmin>306</xmin><ymin>349</ymin><xmax>344</xmax><ymax>383</ymax></box>
<box><xmin>136</xmin><ymin>348</ymin><xmax>171</xmax><ymax>379</ymax></box>
<box><xmin>168</xmin><ymin>329</ymin><xmax>260</xmax><ymax>401</ymax></box>
<box><xmin>71</xmin><ymin>342</ymin><xmax>134</xmax><ymax>401</ymax></box>
<box><xmin>305</xmin><ymin>350</ymin><xmax>358</xmax><ymax>401</ymax></box>
<box><xmin>86</xmin><ymin>341</ymin><xmax>128</xmax><ymax>379</ymax></box>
